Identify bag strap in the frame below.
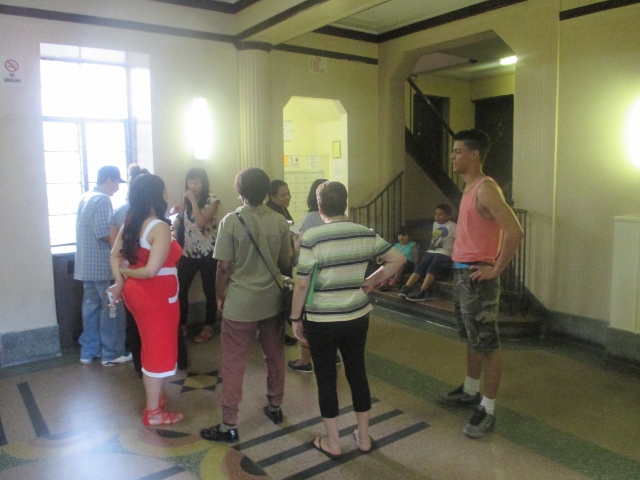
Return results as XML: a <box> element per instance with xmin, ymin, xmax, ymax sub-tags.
<box><xmin>235</xmin><ymin>211</ymin><xmax>285</xmax><ymax>291</ymax></box>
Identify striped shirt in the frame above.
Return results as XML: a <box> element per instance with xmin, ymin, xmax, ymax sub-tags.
<box><xmin>297</xmin><ymin>221</ymin><xmax>393</xmax><ymax>322</ymax></box>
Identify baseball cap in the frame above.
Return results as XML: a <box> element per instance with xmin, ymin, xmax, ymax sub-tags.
<box><xmin>97</xmin><ymin>166</ymin><xmax>126</xmax><ymax>184</ymax></box>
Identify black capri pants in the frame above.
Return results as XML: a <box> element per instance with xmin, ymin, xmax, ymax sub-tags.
<box><xmin>303</xmin><ymin>314</ymin><xmax>371</xmax><ymax>418</ymax></box>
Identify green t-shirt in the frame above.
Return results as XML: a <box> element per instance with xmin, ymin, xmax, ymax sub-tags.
<box><xmin>214</xmin><ymin>204</ymin><xmax>292</xmax><ymax>322</ymax></box>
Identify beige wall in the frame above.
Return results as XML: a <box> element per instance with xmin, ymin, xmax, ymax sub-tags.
<box><xmin>470</xmin><ymin>73</ymin><xmax>515</xmax><ymax>101</ymax></box>
<box><xmin>269</xmin><ymin>47</ymin><xmax>378</xmax><ymax>207</ymax></box>
<box><xmin>0</xmin><ymin>12</ymin><xmax>242</xmax><ymax>333</ymax></box>
<box><xmin>555</xmin><ymin>3</ymin><xmax>640</xmax><ymax>320</ymax></box>
<box><xmin>0</xmin><ymin>5</ymin><xmax>379</xmax><ymax>349</ymax></box>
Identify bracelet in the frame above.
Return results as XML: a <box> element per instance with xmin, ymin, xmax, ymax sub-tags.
<box><xmin>290</xmin><ymin>317</ymin><xmax>301</xmax><ymax>323</ymax></box>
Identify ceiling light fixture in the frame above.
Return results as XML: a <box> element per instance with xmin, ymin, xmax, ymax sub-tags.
<box><xmin>499</xmin><ymin>56</ymin><xmax>517</xmax><ymax>66</ymax></box>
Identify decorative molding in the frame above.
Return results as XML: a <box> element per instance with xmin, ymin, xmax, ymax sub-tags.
<box><xmin>559</xmin><ymin>0</ymin><xmax>640</xmax><ymax>20</ymax></box>
<box><xmin>313</xmin><ymin>25</ymin><xmax>379</xmax><ymax>43</ymax></box>
<box><xmin>236</xmin><ymin>0</ymin><xmax>329</xmax><ymax>40</ymax></box>
<box><xmin>313</xmin><ymin>0</ymin><xmax>527</xmax><ymax>44</ymax></box>
<box><xmin>273</xmin><ymin>44</ymin><xmax>377</xmax><ymax>65</ymax></box>
<box><xmin>0</xmin><ymin>4</ymin><xmax>235</xmax><ymax>42</ymax></box>
<box><xmin>377</xmin><ymin>0</ymin><xmax>527</xmax><ymax>43</ymax></box>
<box><xmin>149</xmin><ymin>0</ymin><xmax>260</xmax><ymax>14</ymax></box>
<box><xmin>236</xmin><ymin>41</ymin><xmax>273</xmax><ymax>52</ymax></box>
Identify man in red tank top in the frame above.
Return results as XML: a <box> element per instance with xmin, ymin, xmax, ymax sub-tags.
<box><xmin>438</xmin><ymin>130</ymin><xmax>524</xmax><ymax>438</ymax></box>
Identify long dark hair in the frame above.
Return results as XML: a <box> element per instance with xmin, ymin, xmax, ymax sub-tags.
<box><xmin>184</xmin><ymin>167</ymin><xmax>210</xmax><ymax>216</ymax></box>
<box><xmin>122</xmin><ymin>174</ymin><xmax>169</xmax><ymax>263</ymax></box>
<box><xmin>307</xmin><ymin>178</ymin><xmax>328</xmax><ymax>212</ymax></box>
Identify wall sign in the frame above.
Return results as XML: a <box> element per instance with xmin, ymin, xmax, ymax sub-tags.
<box><xmin>310</xmin><ymin>56</ymin><xmax>327</xmax><ymax>74</ymax></box>
<box><xmin>2</xmin><ymin>58</ymin><xmax>23</xmax><ymax>85</ymax></box>
<box><xmin>283</xmin><ymin>121</ymin><xmax>293</xmax><ymax>141</ymax></box>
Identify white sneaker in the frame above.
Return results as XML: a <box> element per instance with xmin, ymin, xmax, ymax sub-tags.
<box><xmin>102</xmin><ymin>352</ymin><xmax>133</xmax><ymax>367</ymax></box>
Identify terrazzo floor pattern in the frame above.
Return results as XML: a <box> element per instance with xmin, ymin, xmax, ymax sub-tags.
<box><xmin>1</xmin><ymin>307</ymin><xmax>640</xmax><ymax>479</ymax></box>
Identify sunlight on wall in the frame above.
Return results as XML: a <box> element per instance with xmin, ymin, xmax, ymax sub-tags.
<box><xmin>625</xmin><ymin>97</ymin><xmax>640</xmax><ymax>167</ymax></box>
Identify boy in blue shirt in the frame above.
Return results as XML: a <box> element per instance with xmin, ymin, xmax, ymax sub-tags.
<box><xmin>398</xmin><ymin>204</ymin><xmax>456</xmax><ymax>301</ymax></box>
<box><xmin>379</xmin><ymin>226</ymin><xmax>419</xmax><ymax>291</ymax></box>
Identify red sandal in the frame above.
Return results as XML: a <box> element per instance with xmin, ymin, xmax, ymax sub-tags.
<box><xmin>142</xmin><ymin>407</ymin><xmax>184</xmax><ymax>426</ymax></box>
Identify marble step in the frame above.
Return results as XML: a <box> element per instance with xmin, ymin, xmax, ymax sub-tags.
<box><xmin>371</xmin><ymin>283</ymin><xmax>540</xmax><ymax>338</ymax></box>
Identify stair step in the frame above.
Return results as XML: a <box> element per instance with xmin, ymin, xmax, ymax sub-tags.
<box><xmin>371</xmin><ymin>285</ymin><xmax>540</xmax><ymax>338</ymax></box>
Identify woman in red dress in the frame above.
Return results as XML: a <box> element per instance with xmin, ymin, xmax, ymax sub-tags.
<box><xmin>108</xmin><ymin>174</ymin><xmax>183</xmax><ymax>426</ymax></box>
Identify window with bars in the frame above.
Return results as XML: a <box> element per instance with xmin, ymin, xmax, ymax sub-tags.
<box><xmin>40</xmin><ymin>43</ymin><xmax>152</xmax><ymax>247</ymax></box>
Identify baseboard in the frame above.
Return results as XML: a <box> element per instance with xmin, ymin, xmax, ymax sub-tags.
<box><xmin>606</xmin><ymin>327</ymin><xmax>640</xmax><ymax>366</ymax></box>
<box><xmin>536</xmin><ymin>297</ymin><xmax>640</xmax><ymax>366</ymax></box>
<box><xmin>1</xmin><ymin>326</ymin><xmax>61</xmax><ymax>367</ymax></box>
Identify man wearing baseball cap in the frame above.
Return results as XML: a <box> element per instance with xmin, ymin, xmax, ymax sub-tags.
<box><xmin>75</xmin><ymin>165</ymin><xmax>131</xmax><ymax>366</ymax></box>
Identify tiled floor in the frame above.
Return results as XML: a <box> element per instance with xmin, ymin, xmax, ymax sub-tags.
<box><xmin>1</xmin><ymin>307</ymin><xmax>640</xmax><ymax>479</ymax></box>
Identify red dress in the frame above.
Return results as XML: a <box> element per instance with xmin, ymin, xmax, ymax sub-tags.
<box><xmin>122</xmin><ymin>219</ymin><xmax>183</xmax><ymax>377</ymax></box>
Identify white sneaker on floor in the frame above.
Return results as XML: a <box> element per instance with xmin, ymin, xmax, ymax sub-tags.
<box><xmin>101</xmin><ymin>352</ymin><xmax>133</xmax><ymax>367</ymax></box>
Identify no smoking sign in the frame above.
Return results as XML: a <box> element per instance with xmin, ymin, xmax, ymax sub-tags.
<box><xmin>5</xmin><ymin>59</ymin><xmax>19</xmax><ymax>73</ymax></box>
<box><xmin>3</xmin><ymin>57</ymin><xmax>23</xmax><ymax>85</ymax></box>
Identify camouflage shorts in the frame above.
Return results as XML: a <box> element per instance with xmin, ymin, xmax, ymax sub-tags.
<box><xmin>453</xmin><ymin>266</ymin><xmax>500</xmax><ymax>352</ymax></box>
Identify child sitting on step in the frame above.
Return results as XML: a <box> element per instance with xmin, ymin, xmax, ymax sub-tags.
<box><xmin>379</xmin><ymin>226</ymin><xmax>419</xmax><ymax>291</ymax></box>
<box><xmin>398</xmin><ymin>204</ymin><xmax>456</xmax><ymax>301</ymax></box>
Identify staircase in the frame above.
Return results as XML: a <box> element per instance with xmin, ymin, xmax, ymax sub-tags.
<box><xmin>348</xmin><ymin>78</ymin><xmax>538</xmax><ymax>336</ymax></box>
<box><xmin>371</xmin><ymin>282</ymin><xmax>540</xmax><ymax>338</ymax></box>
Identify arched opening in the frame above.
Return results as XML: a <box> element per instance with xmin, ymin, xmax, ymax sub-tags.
<box><xmin>282</xmin><ymin>97</ymin><xmax>348</xmax><ymax>224</ymax></box>
<box><xmin>405</xmin><ymin>31</ymin><xmax>517</xmax><ymax>214</ymax></box>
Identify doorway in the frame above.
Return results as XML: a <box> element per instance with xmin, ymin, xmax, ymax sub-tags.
<box><xmin>474</xmin><ymin>95</ymin><xmax>514</xmax><ymax>204</ymax></box>
<box><xmin>282</xmin><ymin>97</ymin><xmax>348</xmax><ymax>224</ymax></box>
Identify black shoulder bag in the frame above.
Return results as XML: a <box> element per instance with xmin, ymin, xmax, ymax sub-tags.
<box><xmin>235</xmin><ymin>212</ymin><xmax>292</xmax><ymax>320</ymax></box>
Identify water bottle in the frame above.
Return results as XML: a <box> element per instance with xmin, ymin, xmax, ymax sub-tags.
<box><xmin>107</xmin><ymin>292</ymin><xmax>117</xmax><ymax>318</ymax></box>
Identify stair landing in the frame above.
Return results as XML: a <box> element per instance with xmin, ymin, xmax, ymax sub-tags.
<box><xmin>371</xmin><ymin>282</ymin><xmax>540</xmax><ymax>338</ymax></box>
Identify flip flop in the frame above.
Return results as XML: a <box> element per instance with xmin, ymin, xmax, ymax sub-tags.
<box><xmin>312</xmin><ymin>435</ymin><xmax>342</xmax><ymax>460</ymax></box>
<box><xmin>353</xmin><ymin>429</ymin><xmax>375</xmax><ymax>454</ymax></box>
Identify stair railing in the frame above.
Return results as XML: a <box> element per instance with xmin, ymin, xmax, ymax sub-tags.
<box><xmin>349</xmin><ymin>172</ymin><xmax>403</xmax><ymax>243</ymax></box>
<box><xmin>501</xmin><ymin>208</ymin><xmax>528</xmax><ymax>315</ymax></box>
<box><xmin>406</xmin><ymin>77</ymin><xmax>464</xmax><ymax>204</ymax></box>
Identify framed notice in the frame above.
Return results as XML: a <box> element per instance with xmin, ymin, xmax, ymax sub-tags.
<box><xmin>332</xmin><ymin>140</ymin><xmax>341</xmax><ymax>159</ymax></box>
<box><xmin>283</xmin><ymin>121</ymin><xmax>293</xmax><ymax>142</ymax></box>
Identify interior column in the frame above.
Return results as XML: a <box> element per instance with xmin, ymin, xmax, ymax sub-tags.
<box><xmin>238</xmin><ymin>42</ymin><xmax>272</xmax><ymax>170</ymax></box>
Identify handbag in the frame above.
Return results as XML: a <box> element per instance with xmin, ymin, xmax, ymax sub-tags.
<box><xmin>235</xmin><ymin>212</ymin><xmax>292</xmax><ymax>319</ymax></box>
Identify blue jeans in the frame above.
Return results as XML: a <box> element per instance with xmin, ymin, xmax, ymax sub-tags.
<box><xmin>79</xmin><ymin>280</ymin><xmax>126</xmax><ymax>361</ymax></box>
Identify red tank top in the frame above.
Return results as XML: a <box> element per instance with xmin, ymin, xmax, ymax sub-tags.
<box><xmin>452</xmin><ymin>176</ymin><xmax>502</xmax><ymax>265</ymax></box>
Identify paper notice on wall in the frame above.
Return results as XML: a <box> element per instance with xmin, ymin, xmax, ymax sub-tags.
<box><xmin>287</xmin><ymin>156</ymin><xmax>300</xmax><ymax>167</ymax></box>
<box><xmin>2</xmin><ymin>57</ymin><xmax>23</xmax><ymax>85</ymax></box>
<box><xmin>309</xmin><ymin>154</ymin><xmax>320</xmax><ymax>170</ymax></box>
<box><xmin>283</xmin><ymin>121</ymin><xmax>293</xmax><ymax>141</ymax></box>
<box><xmin>332</xmin><ymin>159</ymin><xmax>342</xmax><ymax>176</ymax></box>
<box><xmin>310</xmin><ymin>56</ymin><xmax>327</xmax><ymax>74</ymax></box>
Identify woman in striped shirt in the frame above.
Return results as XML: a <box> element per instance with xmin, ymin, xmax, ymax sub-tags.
<box><xmin>290</xmin><ymin>181</ymin><xmax>405</xmax><ymax>459</ymax></box>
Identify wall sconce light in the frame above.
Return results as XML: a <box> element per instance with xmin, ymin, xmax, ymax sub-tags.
<box><xmin>499</xmin><ymin>55</ymin><xmax>517</xmax><ymax>66</ymax></box>
<box><xmin>186</xmin><ymin>98</ymin><xmax>214</xmax><ymax>160</ymax></box>
<box><xmin>625</xmin><ymin>97</ymin><xmax>640</xmax><ymax>168</ymax></box>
